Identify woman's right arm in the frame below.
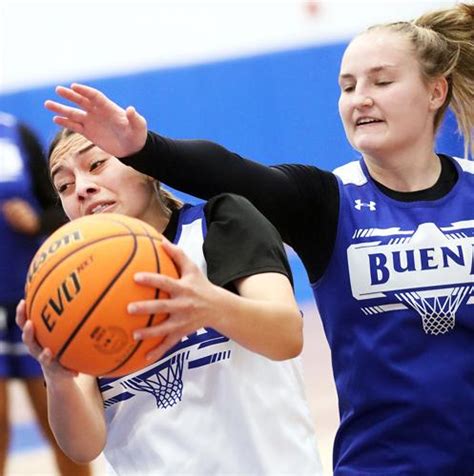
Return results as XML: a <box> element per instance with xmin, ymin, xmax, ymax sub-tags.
<box><xmin>17</xmin><ymin>300</ymin><xmax>107</xmax><ymax>463</ymax></box>
<box><xmin>44</xmin><ymin>84</ymin><xmax>330</xmax><ymax>243</ymax></box>
<box><xmin>45</xmin><ymin>83</ymin><xmax>340</xmax><ymax>281</ymax></box>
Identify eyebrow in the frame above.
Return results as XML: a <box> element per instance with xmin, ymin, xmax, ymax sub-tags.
<box><xmin>50</xmin><ymin>143</ymin><xmax>97</xmax><ymax>181</ymax></box>
<box><xmin>339</xmin><ymin>65</ymin><xmax>396</xmax><ymax>81</ymax></box>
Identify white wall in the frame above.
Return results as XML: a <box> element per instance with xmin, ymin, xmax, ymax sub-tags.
<box><xmin>0</xmin><ymin>0</ymin><xmax>455</xmax><ymax>93</ymax></box>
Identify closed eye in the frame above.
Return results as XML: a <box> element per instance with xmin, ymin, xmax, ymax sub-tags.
<box><xmin>340</xmin><ymin>84</ymin><xmax>355</xmax><ymax>93</ymax></box>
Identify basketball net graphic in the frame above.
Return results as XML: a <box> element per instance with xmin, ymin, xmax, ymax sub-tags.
<box><xmin>121</xmin><ymin>351</ymin><xmax>190</xmax><ymax>409</ymax></box>
<box><xmin>395</xmin><ymin>286</ymin><xmax>472</xmax><ymax>335</ymax></box>
<box><xmin>347</xmin><ymin>222</ymin><xmax>474</xmax><ymax>335</ymax></box>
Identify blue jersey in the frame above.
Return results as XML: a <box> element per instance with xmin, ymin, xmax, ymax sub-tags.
<box><xmin>0</xmin><ymin>113</ymin><xmax>41</xmax><ymax>302</ymax></box>
<box><xmin>313</xmin><ymin>157</ymin><xmax>474</xmax><ymax>474</ymax></box>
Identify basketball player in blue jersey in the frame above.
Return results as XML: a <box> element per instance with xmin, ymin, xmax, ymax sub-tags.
<box><xmin>16</xmin><ymin>128</ymin><xmax>322</xmax><ymax>475</ymax></box>
<box><xmin>42</xmin><ymin>3</ymin><xmax>474</xmax><ymax>474</ymax></box>
<box><xmin>0</xmin><ymin>114</ymin><xmax>91</xmax><ymax>476</ymax></box>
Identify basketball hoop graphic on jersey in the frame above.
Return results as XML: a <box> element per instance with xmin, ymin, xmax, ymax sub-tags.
<box><xmin>121</xmin><ymin>352</ymin><xmax>190</xmax><ymax>409</ymax></box>
<box><xmin>101</xmin><ymin>328</ymin><xmax>232</xmax><ymax>409</ymax></box>
<box><xmin>347</xmin><ymin>221</ymin><xmax>474</xmax><ymax>335</ymax></box>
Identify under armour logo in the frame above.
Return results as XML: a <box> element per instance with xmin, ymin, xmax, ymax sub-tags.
<box><xmin>354</xmin><ymin>199</ymin><xmax>376</xmax><ymax>211</ymax></box>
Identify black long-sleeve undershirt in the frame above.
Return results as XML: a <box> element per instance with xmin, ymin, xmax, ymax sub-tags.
<box><xmin>119</xmin><ymin>132</ymin><xmax>458</xmax><ymax>284</ymax></box>
<box><xmin>120</xmin><ymin>132</ymin><xmax>340</xmax><ymax>283</ymax></box>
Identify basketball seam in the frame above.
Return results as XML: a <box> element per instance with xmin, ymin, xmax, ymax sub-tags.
<box><xmin>102</xmin><ymin>223</ymin><xmax>163</xmax><ymax>375</ymax></box>
<box><xmin>26</xmin><ymin>232</ymin><xmax>162</xmax><ymax>320</ymax></box>
<box><xmin>56</xmin><ymin>233</ymin><xmax>140</xmax><ymax>361</ymax></box>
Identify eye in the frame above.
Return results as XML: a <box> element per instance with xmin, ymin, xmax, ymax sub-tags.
<box><xmin>375</xmin><ymin>81</ymin><xmax>393</xmax><ymax>87</ymax></box>
<box><xmin>340</xmin><ymin>84</ymin><xmax>355</xmax><ymax>93</ymax></box>
<box><xmin>90</xmin><ymin>159</ymin><xmax>106</xmax><ymax>171</ymax></box>
<box><xmin>56</xmin><ymin>182</ymin><xmax>73</xmax><ymax>194</ymax></box>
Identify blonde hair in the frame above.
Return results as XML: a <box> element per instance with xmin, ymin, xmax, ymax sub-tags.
<box><xmin>367</xmin><ymin>3</ymin><xmax>474</xmax><ymax>157</ymax></box>
<box><xmin>48</xmin><ymin>128</ymin><xmax>183</xmax><ymax>212</ymax></box>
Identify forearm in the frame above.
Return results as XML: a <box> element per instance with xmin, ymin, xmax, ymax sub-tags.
<box><xmin>46</xmin><ymin>376</ymin><xmax>106</xmax><ymax>463</ymax></box>
<box><xmin>209</xmin><ymin>282</ymin><xmax>303</xmax><ymax>361</ymax></box>
<box><xmin>120</xmin><ymin>132</ymin><xmax>292</xmax><ymax>214</ymax></box>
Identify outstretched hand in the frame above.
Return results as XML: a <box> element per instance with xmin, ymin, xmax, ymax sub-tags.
<box><xmin>44</xmin><ymin>83</ymin><xmax>148</xmax><ymax>158</ymax></box>
<box><xmin>129</xmin><ymin>238</ymin><xmax>224</xmax><ymax>362</ymax></box>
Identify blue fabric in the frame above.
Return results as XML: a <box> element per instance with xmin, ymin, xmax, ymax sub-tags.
<box><xmin>0</xmin><ymin>303</ymin><xmax>43</xmax><ymax>378</ymax></box>
<box><xmin>0</xmin><ymin>115</ymin><xmax>41</xmax><ymax>302</ymax></box>
<box><xmin>313</xmin><ymin>158</ymin><xmax>474</xmax><ymax>474</ymax></box>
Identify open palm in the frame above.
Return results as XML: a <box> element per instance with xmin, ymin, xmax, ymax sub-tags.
<box><xmin>45</xmin><ymin>83</ymin><xmax>148</xmax><ymax>158</ymax></box>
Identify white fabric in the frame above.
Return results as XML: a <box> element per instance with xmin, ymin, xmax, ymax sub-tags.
<box><xmin>101</xmin><ymin>214</ymin><xmax>322</xmax><ymax>475</ymax></box>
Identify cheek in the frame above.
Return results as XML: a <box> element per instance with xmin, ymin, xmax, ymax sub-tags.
<box><xmin>60</xmin><ymin>197</ymin><xmax>77</xmax><ymax>221</ymax></box>
<box><xmin>338</xmin><ymin>96</ymin><xmax>352</xmax><ymax>131</ymax></box>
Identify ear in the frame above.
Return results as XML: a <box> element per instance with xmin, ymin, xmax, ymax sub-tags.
<box><xmin>429</xmin><ymin>76</ymin><xmax>449</xmax><ymax>111</ymax></box>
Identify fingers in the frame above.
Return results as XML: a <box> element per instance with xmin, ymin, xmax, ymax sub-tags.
<box><xmin>44</xmin><ymin>100</ymin><xmax>87</xmax><ymax>122</ymax></box>
<box><xmin>128</xmin><ymin>297</ymin><xmax>173</xmax><ymax>315</ymax></box>
<box><xmin>16</xmin><ymin>299</ymin><xmax>27</xmax><ymax>328</ymax></box>
<box><xmin>37</xmin><ymin>347</ymin><xmax>55</xmax><ymax>367</ymax></box>
<box><xmin>70</xmin><ymin>83</ymin><xmax>105</xmax><ymax>102</ymax></box>
<box><xmin>134</xmin><ymin>318</ymin><xmax>185</xmax><ymax>340</ymax></box>
<box><xmin>52</xmin><ymin>116</ymin><xmax>85</xmax><ymax>134</ymax></box>
<box><xmin>47</xmin><ymin>84</ymin><xmax>107</xmax><ymax>118</ymax></box>
<box><xmin>55</xmin><ymin>85</ymin><xmax>92</xmax><ymax>110</ymax></box>
<box><xmin>145</xmin><ymin>333</ymin><xmax>183</xmax><ymax>363</ymax></box>
<box><xmin>133</xmin><ymin>271</ymin><xmax>179</xmax><ymax>296</ymax></box>
<box><xmin>160</xmin><ymin>239</ymin><xmax>198</xmax><ymax>275</ymax></box>
<box><xmin>55</xmin><ymin>84</ymin><xmax>105</xmax><ymax>111</ymax></box>
<box><xmin>22</xmin><ymin>320</ymin><xmax>44</xmax><ymax>359</ymax></box>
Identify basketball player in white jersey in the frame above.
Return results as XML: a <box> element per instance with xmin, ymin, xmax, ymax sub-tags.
<box><xmin>16</xmin><ymin>128</ymin><xmax>322</xmax><ymax>475</ymax></box>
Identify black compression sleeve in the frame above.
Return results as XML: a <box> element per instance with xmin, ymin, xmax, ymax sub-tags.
<box><xmin>120</xmin><ymin>132</ymin><xmax>339</xmax><ymax>283</ymax></box>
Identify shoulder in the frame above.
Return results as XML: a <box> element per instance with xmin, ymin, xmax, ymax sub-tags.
<box><xmin>204</xmin><ymin>193</ymin><xmax>271</xmax><ymax>225</ymax></box>
<box><xmin>451</xmin><ymin>156</ymin><xmax>474</xmax><ymax>175</ymax></box>
<box><xmin>202</xmin><ymin>194</ymin><xmax>291</xmax><ymax>288</ymax></box>
<box><xmin>332</xmin><ymin>160</ymin><xmax>367</xmax><ymax>186</ymax></box>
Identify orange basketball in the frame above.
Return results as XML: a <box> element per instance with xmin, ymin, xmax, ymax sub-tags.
<box><xmin>24</xmin><ymin>213</ymin><xmax>178</xmax><ymax>377</ymax></box>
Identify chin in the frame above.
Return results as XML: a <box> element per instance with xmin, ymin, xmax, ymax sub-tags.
<box><xmin>353</xmin><ymin>139</ymin><xmax>387</xmax><ymax>157</ymax></box>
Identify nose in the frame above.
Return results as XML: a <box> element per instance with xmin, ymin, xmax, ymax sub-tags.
<box><xmin>353</xmin><ymin>87</ymin><xmax>374</xmax><ymax>108</ymax></box>
<box><xmin>75</xmin><ymin>174</ymin><xmax>99</xmax><ymax>200</ymax></box>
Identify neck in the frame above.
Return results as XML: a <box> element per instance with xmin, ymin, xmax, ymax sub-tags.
<box><xmin>142</xmin><ymin>199</ymin><xmax>172</xmax><ymax>234</ymax></box>
<box><xmin>363</xmin><ymin>147</ymin><xmax>441</xmax><ymax>192</ymax></box>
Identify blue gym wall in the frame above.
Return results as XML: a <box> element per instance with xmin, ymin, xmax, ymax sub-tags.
<box><xmin>0</xmin><ymin>41</ymin><xmax>465</xmax><ymax>300</ymax></box>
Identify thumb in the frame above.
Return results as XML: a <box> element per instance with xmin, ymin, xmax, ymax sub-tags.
<box><xmin>126</xmin><ymin>105</ymin><xmax>147</xmax><ymax>132</ymax></box>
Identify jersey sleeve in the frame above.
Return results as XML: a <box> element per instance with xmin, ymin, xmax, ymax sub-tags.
<box><xmin>119</xmin><ymin>132</ymin><xmax>339</xmax><ymax>282</ymax></box>
<box><xmin>202</xmin><ymin>193</ymin><xmax>293</xmax><ymax>290</ymax></box>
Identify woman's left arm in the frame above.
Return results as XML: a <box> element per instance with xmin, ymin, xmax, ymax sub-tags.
<box><xmin>211</xmin><ymin>271</ymin><xmax>303</xmax><ymax>360</ymax></box>
<box><xmin>130</xmin><ymin>242</ymin><xmax>302</xmax><ymax>362</ymax></box>
<box><xmin>130</xmin><ymin>193</ymin><xmax>303</xmax><ymax>361</ymax></box>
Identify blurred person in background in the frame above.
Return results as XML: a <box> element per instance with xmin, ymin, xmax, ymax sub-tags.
<box><xmin>0</xmin><ymin>112</ymin><xmax>91</xmax><ymax>476</ymax></box>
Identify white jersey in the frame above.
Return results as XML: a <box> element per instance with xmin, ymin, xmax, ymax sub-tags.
<box><xmin>98</xmin><ymin>197</ymin><xmax>322</xmax><ymax>475</ymax></box>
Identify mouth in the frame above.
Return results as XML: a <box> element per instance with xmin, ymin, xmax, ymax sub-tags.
<box><xmin>86</xmin><ymin>202</ymin><xmax>116</xmax><ymax>215</ymax></box>
<box><xmin>355</xmin><ymin>117</ymin><xmax>384</xmax><ymax>127</ymax></box>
